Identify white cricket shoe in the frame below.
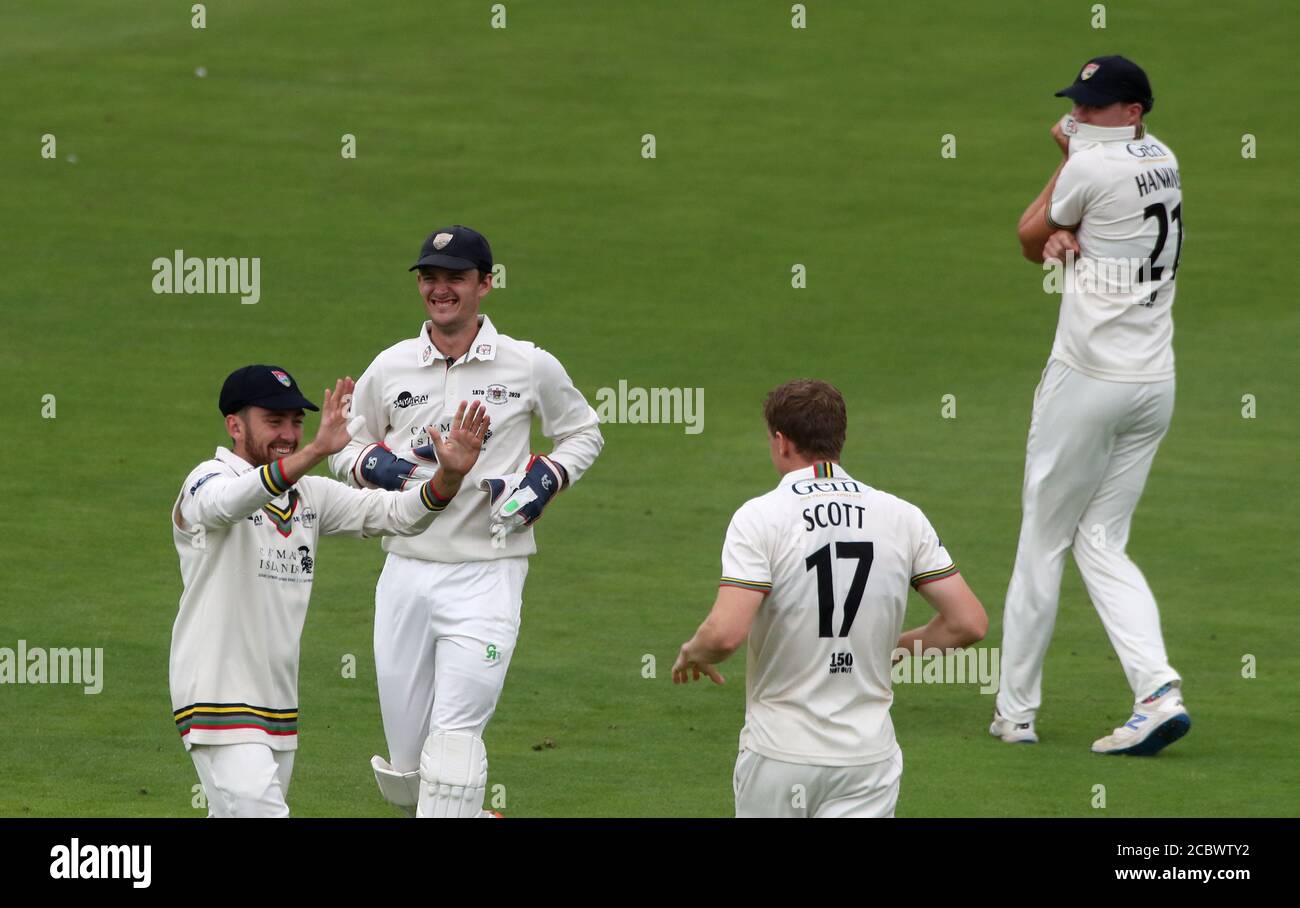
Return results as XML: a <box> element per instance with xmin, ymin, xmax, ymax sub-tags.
<box><xmin>1091</xmin><ymin>682</ymin><xmax>1191</xmax><ymax>756</ymax></box>
<box><xmin>989</xmin><ymin>709</ymin><xmax>1038</xmax><ymax>744</ymax></box>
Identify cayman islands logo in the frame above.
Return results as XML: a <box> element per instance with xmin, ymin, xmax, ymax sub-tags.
<box><xmin>433</xmin><ymin>232</ymin><xmax>454</xmax><ymax>250</ymax></box>
<box><xmin>271</xmin><ymin>370</ymin><xmax>291</xmax><ymax>387</ymax></box>
<box><xmin>1080</xmin><ymin>62</ymin><xmax>1100</xmax><ymax>80</ymax></box>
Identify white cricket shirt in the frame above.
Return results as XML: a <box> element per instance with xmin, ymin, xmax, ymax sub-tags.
<box><xmin>170</xmin><ymin>447</ymin><xmax>447</xmax><ymax>750</ymax></box>
<box><xmin>329</xmin><ymin>315</ymin><xmax>604</xmax><ymax>563</ymax></box>
<box><xmin>1048</xmin><ymin>122</ymin><xmax>1183</xmax><ymax>382</ymax></box>
<box><xmin>720</xmin><ymin>463</ymin><xmax>957</xmax><ymax>766</ymax></box>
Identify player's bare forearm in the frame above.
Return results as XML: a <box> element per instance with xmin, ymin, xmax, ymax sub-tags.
<box><xmin>903</xmin><ymin>573</ymin><xmax>988</xmax><ymax>651</ymax></box>
<box><xmin>1018</xmin><ymin>159</ymin><xmax>1068</xmax><ymax>262</ymax></box>
<box><xmin>672</xmin><ymin>587</ymin><xmax>763</xmax><ymax>684</ymax></box>
<box><xmin>684</xmin><ymin>625</ymin><xmax>739</xmax><ymax>667</ymax></box>
<box><xmin>429</xmin><ymin>468</ymin><xmax>463</xmax><ymax>502</ymax></box>
<box><xmin>897</xmin><ymin>613</ymin><xmax>984</xmax><ymax>654</ymax></box>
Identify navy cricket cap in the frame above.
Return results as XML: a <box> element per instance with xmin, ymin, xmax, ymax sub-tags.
<box><xmin>409</xmin><ymin>225</ymin><xmax>493</xmax><ymax>274</ymax></box>
<box><xmin>1056</xmin><ymin>55</ymin><xmax>1154</xmax><ymax>113</ymax></box>
<box><xmin>219</xmin><ymin>365</ymin><xmax>319</xmax><ymax>416</ymax></box>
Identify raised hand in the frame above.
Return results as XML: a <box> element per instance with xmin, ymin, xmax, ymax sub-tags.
<box><xmin>310</xmin><ymin>377</ymin><xmax>357</xmax><ymax>456</ymax></box>
<box><xmin>426</xmin><ymin>400</ymin><xmax>490</xmax><ymax>480</ymax></box>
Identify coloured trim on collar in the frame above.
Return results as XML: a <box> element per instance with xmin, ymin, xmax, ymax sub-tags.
<box><xmin>415</xmin><ymin>315</ymin><xmax>501</xmax><ymax>366</ymax></box>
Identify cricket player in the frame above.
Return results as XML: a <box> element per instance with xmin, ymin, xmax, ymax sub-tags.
<box><xmin>170</xmin><ymin>365</ymin><xmax>490</xmax><ymax>817</ymax></box>
<box><xmin>329</xmin><ymin>225</ymin><xmax>603</xmax><ymax>818</ymax></box>
<box><xmin>992</xmin><ymin>56</ymin><xmax>1190</xmax><ymax>755</ymax></box>
<box><xmin>673</xmin><ymin>380</ymin><xmax>987</xmax><ymax>818</ymax></box>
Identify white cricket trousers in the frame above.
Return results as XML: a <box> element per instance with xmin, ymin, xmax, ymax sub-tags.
<box><xmin>734</xmin><ymin>746</ymin><xmax>903</xmax><ymax>818</ymax></box>
<box><xmin>997</xmin><ymin>359</ymin><xmax>1180</xmax><ymax>724</ymax></box>
<box><xmin>374</xmin><ymin>553</ymin><xmax>528</xmax><ymax>774</ymax></box>
<box><xmin>190</xmin><ymin>743</ymin><xmax>294</xmax><ymax>818</ymax></box>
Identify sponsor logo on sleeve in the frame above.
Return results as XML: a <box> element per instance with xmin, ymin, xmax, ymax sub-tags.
<box><xmin>189</xmin><ymin>473</ymin><xmax>220</xmax><ymax>495</ymax></box>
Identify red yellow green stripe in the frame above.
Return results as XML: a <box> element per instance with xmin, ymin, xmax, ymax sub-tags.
<box><xmin>173</xmin><ymin>702</ymin><xmax>298</xmax><ymax>738</ymax></box>
<box><xmin>720</xmin><ymin>577</ymin><xmax>773</xmax><ymax>593</ymax></box>
<box><xmin>813</xmin><ymin>462</ymin><xmax>835</xmax><ymax>478</ymax></box>
<box><xmin>911</xmin><ymin>564</ymin><xmax>959</xmax><ymax>588</ymax></box>
<box><xmin>420</xmin><ymin>481</ymin><xmax>452</xmax><ymax>512</ymax></box>
<box><xmin>260</xmin><ymin>458</ymin><xmax>289</xmax><ymax>495</ymax></box>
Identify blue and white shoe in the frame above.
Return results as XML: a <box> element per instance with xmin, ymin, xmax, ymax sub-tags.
<box><xmin>989</xmin><ymin>709</ymin><xmax>1038</xmax><ymax>744</ymax></box>
<box><xmin>1091</xmin><ymin>682</ymin><xmax>1191</xmax><ymax>756</ymax></box>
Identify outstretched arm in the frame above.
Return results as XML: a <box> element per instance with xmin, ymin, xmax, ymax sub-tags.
<box><xmin>178</xmin><ymin>377</ymin><xmax>357</xmax><ymax>530</ymax></box>
<box><xmin>314</xmin><ymin>401</ymin><xmax>491</xmax><ymax>538</ymax></box>
<box><xmin>671</xmin><ymin>585</ymin><xmax>764</xmax><ymax>685</ymax></box>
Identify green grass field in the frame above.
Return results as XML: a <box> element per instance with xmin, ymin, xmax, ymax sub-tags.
<box><xmin>1</xmin><ymin>0</ymin><xmax>1296</xmax><ymax>817</ymax></box>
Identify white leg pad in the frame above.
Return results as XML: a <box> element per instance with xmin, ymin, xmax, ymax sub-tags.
<box><xmin>371</xmin><ymin>755</ymin><xmax>420</xmax><ymax>817</ymax></box>
<box><xmin>417</xmin><ymin>730</ymin><xmax>488</xmax><ymax>819</ymax></box>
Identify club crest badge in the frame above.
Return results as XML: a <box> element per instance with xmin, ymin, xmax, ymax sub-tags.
<box><xmin>1080</xmin><ymin>63</ymin><xmax>1100</xmax><ymax>80</ymax></box>
<box><xmin>485</xmin><ymin>384</ymin><xmax>509</xmax><ymax>404</ymax></box>
<box><xmin>433</xmin><ymin>232</ymin><xmax>454</xmax><ymax>250</ymax></box>
<box><xmin>271</xmin><ymin>370</ymin><xmax>291</xmax><ymax>387</ymax></box>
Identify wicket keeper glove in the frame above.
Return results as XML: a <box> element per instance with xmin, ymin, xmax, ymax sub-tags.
<box><xmin>355</xmin><ymin>442</ymin><xmax>439</xmax><ymax>491</ymax></box>
<box><xmin>478</xmin><ymin>454</ymin><xmax>566</xmax><ymax>546</ymax></box>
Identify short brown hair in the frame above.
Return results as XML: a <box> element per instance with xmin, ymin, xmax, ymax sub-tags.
<box><xmin>763</xmin><ymin>379</ymin><xmax>846</xmax><ymax>460</ymax></box>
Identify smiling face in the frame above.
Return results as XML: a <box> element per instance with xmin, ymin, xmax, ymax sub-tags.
<box><xmin>418</xmin><ymin>266</ymin><xmax>492</xmax><ymax>335</ymax></box>
<box><xmin>1071</xmin><ymin>100</ymin><xmax>1144</xmax><ymax>128</ymax></box>
<box><xmin>227</xmin><ymin>406</ymin><xmax>304</xmax><ymax>466</ymax></box>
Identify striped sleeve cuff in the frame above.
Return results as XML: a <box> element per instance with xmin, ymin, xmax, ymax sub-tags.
<box><xmin>911</xmin><ymin>564</ymin><xmax>959</xmax><ymax>588</ymax></box>
<box><xmin>419</xmin><ymin>480</ymin><xmax>453</xmax><ymax>512</ymax></box>
<box><xmin>259</xmin><ymin>459</ymin><xmax>290</xmax><ymax>496</ymax></box>
<box><xmin>720</xmin><ymin>577</ymin><xmax>773</xmax><ymax>593</ymax></box>
<box><xmin>1045</xmin><ymin>210</ymin><xmax>1079</xmax><ymax>232</ymax></box>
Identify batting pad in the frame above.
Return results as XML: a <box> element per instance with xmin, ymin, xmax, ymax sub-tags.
<box><xmin>417</xmin><ymin>730</ymin><xmax>488</xmax><ymax>819</ymax></box>
<box><xmin>371</xmin><ymin>754</ymin><xmax>420</xmax><ymax>818</ymax></box>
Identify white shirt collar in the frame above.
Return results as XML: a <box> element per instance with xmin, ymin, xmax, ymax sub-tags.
<box><xmin>1063</xmin><ymin>116</ymin><xmax>1146</xmax><ymax>145</ymax></box>
<box><xmin>415</xmin><ymin>315</ymin><xmax>501</xmax><ymax>367</ymax></box>
<box><xmin>214</xmin><ymin>446</ymin><xmax>254</xmax><ymax>472</ymax></box>
<box><xmin>779</xmin><ymin>462</ymin><xmax>843</xmax><ymax>485</ymax></box>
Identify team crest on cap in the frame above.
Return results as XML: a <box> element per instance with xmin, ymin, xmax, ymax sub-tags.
<box><xmin>271</xmin><ymin>370</ymin><xmax>291</xmax><ymax>387</ymax></box>
<box><xmin>1080</xmin><ymin>63</ymin><xmax>1100</xmax><ymax>80</ymax></box>
<box><xmin>433</xmin><ymin>232</ymin><xmax>454</xmax><ymax>250</ymax></box>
